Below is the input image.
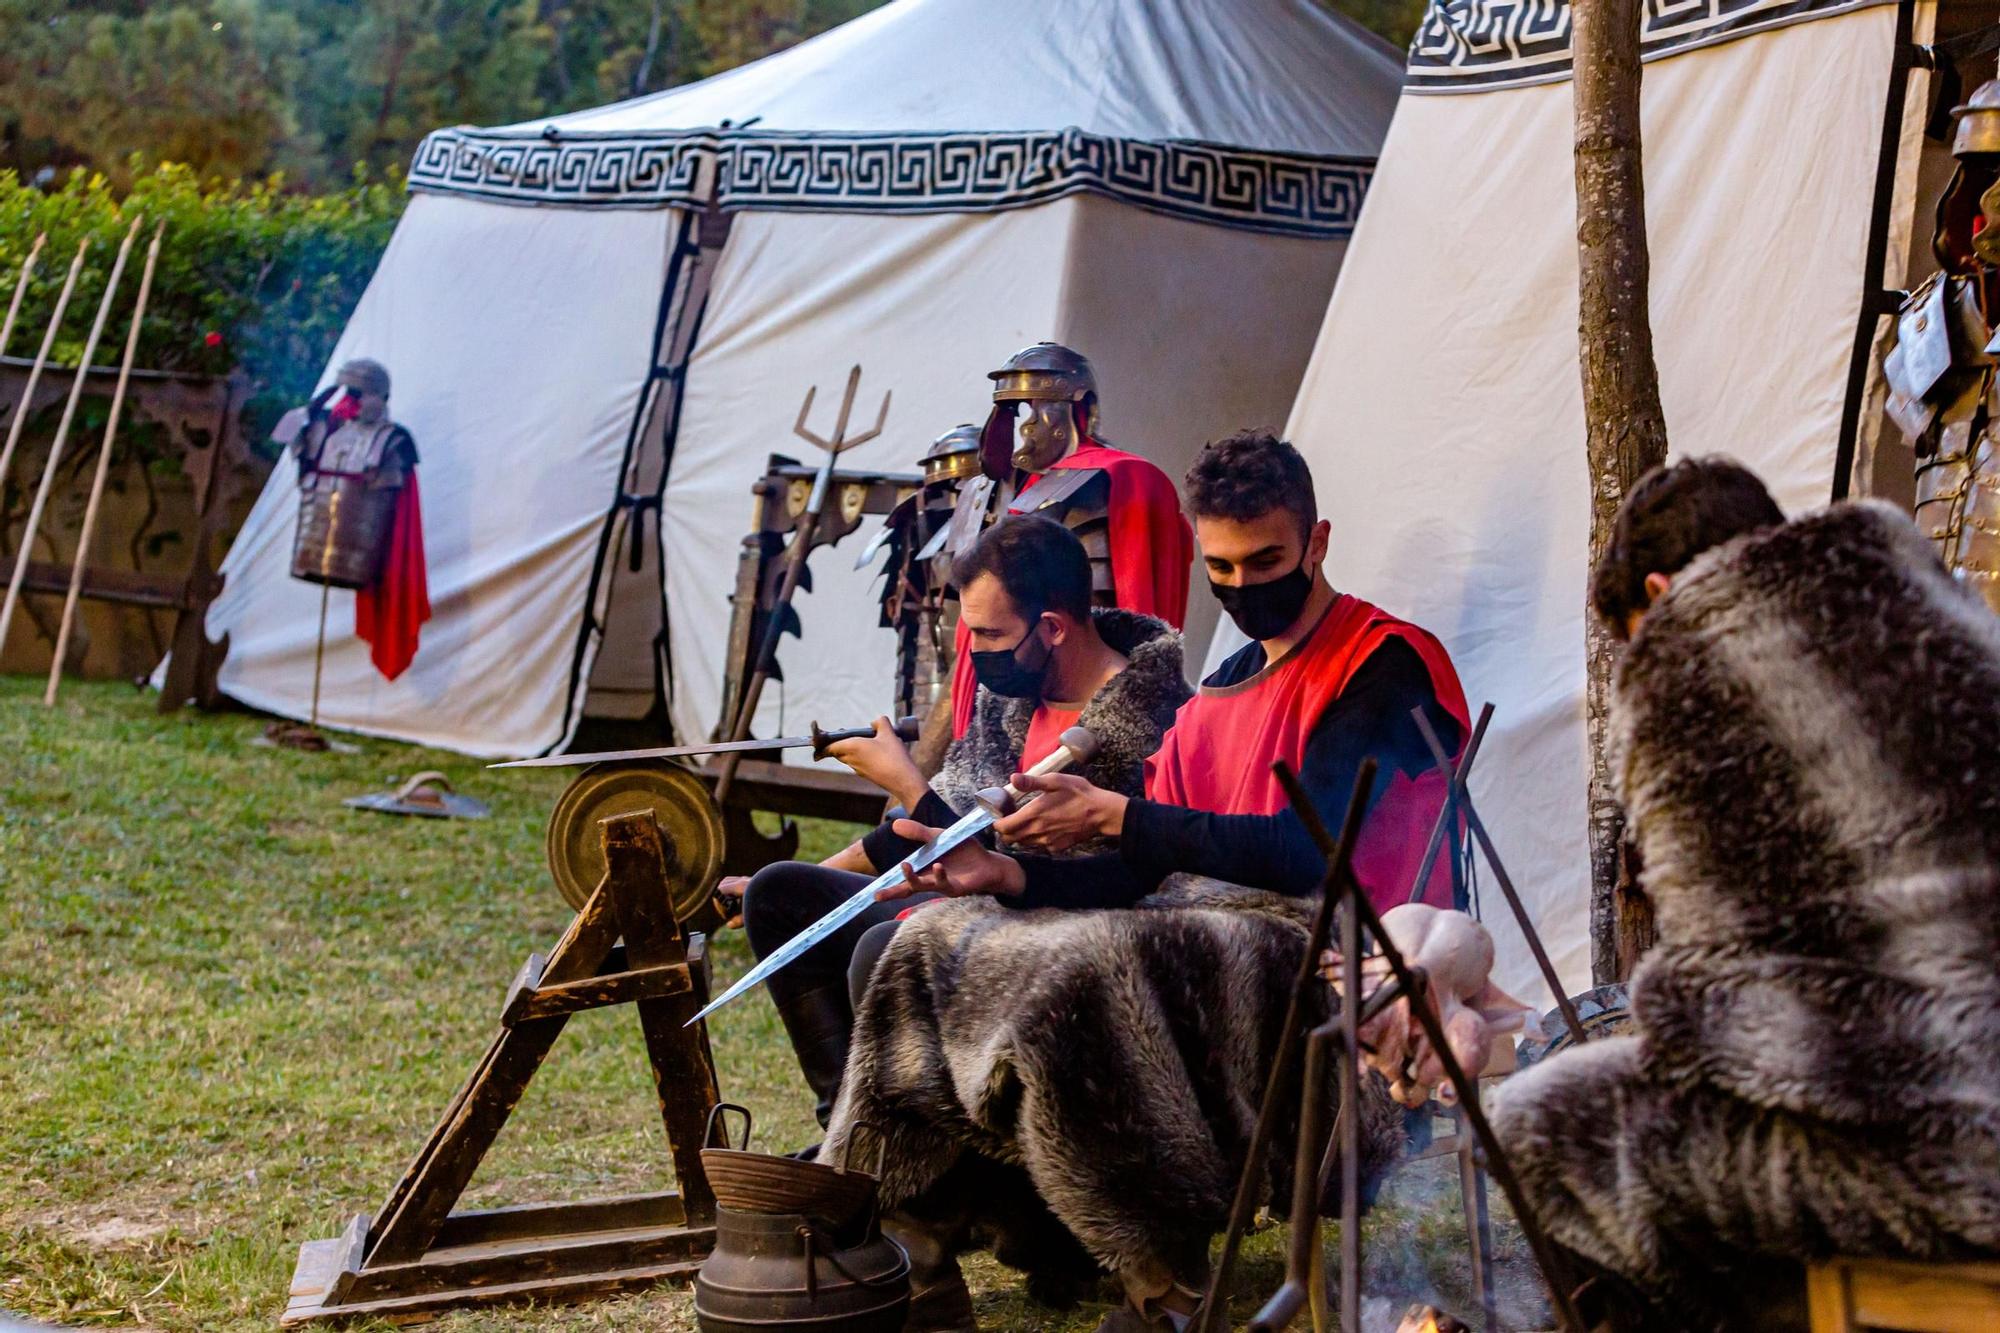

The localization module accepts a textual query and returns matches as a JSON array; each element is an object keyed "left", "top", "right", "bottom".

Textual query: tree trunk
[{"left": 1574, "top": 0, "right": 1669, "bottom": 984}]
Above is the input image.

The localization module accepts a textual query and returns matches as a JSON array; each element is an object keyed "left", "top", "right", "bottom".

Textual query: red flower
[{"left": 203, "top": 331, "right": 224, "bottom": 348}]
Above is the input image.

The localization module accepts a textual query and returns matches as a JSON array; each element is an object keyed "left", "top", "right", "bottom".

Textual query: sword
[
  {"left": 489, "top": 715, "right": 920, "bottom": 770},
  {"left": 686, "top": 725, "right": 1101, "bottom": 1026}
]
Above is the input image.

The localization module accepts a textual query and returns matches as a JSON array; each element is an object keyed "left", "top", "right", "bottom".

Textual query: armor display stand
[
  {"left": 308, "top": 584, "right": 330, "bottom": 731},
  {"left": 282, "top": 810, "right": 722, "bottom": 1325}
]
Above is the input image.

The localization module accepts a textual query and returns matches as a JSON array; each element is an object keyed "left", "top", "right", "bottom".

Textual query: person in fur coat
[
  {"left": 729, "top": 516, "right": 1192, "bottom": 1140},
  {"left": 1490, "top": 457, "right": 2000, "bottom": 1330}
]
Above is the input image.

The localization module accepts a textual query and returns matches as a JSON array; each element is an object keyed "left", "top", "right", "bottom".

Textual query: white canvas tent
[
  {"left": 192, "top": 0, "right": 1403, "bottom": 757},
  {"left": 1249, "top": 0, "right": 1914, "bottom": 1007}
]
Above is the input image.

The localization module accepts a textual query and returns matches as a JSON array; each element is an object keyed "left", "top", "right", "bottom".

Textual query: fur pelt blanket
[
  {"left": 1491, "top": 502, "right": 2000, "bottom": 1327},
  {"left": 821, "top": 878, "right": 1405, "bottom": 1291},
  {"left": 931, "top": 608, "right": 1190, "bottom": 857}
]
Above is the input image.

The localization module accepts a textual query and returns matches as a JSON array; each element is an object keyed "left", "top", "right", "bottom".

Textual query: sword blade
[
  {"left": 686, "top": 805, "right": 997, "bottom": 1026},
  {"left": 488, "top": 734, "right": 815, "bottom": 769}
]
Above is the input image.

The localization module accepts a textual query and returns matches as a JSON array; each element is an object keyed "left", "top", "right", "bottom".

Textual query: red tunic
[
  {"left": 1144, "top": 594, "right": 1470, "bottom": 911},
  {"left": 949, "top": 440, "right": 1193, "bottom": 736}
]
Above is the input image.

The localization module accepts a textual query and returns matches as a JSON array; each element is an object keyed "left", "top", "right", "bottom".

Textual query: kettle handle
[
  {"left": 704, "top": 1101, "right": 752, "bottom": 1152},
  {"left": 833, "top": 1119, "right": 886, "bottom": 1178}
]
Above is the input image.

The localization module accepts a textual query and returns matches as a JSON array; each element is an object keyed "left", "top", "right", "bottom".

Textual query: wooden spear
[
  {"left": 0, "top": 217, "right": 142, "bottom": 660},
  {"left": 0, "top": 232, "right": 47, "bottom": 360},
  {"left": 0, "top": 237, "right": 89, "bottom": 499},
  {"left": 45, "top": 224, "right": 163, "bottom": 705}
]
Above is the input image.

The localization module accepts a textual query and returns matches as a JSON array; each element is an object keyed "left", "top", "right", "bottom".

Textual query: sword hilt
[
  {"left": 975, "top": 725, "right": 1100, "bottom": 817},
  {"left": 810, "top": 714, "right": 921, "bottom": 760}
]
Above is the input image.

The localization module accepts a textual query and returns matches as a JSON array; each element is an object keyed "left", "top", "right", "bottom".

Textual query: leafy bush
[{"left": 0, "top": 162, "right": 404, "bottom": 441}]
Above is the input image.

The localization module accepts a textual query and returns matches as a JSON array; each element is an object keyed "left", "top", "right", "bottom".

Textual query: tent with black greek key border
[
  {"left": 1241, "top": 0, "right": 1913, "bottom": 1009},
  {"left": 180, "top": 0, "right": 1402, "bottom": 758}
]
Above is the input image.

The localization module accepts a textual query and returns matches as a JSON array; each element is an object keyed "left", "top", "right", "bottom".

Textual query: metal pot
[{"left": 693, "top": 1104, "right": 910, "bottom": 1333}]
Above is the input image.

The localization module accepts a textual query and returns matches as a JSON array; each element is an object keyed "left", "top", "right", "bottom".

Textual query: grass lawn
[{"left": 0, "top": 678, "right": 1528, "bottom": 1332}]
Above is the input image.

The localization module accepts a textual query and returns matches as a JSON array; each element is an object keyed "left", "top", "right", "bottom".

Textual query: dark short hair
[
  {"left": 954, "top": 515, "right": 1092, "bottom": 621},
  {"left": 1591, "top": 456, "right": 1784, "bottom": 635},
  {"left": 1184, "top": 431, "right": 1316, "bottom": 539}
]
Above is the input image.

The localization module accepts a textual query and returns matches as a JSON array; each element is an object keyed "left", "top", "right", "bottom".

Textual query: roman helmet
[{"left": 979, "top": 342, "right": 1098, "bottom": 476}]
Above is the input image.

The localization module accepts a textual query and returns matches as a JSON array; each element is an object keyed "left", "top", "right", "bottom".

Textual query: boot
[
  {"left": 772, "top": 982, "right": 851, "bottom": 1129},
  {"left": 883, "top": 1208, "right": 978, "bottom": 1333}
]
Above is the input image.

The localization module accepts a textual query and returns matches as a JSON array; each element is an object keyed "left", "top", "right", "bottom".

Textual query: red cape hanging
[
  {"left": 354, "top": 470, "right": 431, "bottom": 681},
  {"left": 949, "top": 440, "right": 1193, "bottom": 737}
]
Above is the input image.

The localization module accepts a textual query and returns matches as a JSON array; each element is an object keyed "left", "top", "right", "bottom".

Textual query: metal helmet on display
[
  {"left": 921, "top": 422, "right": 984, "bottom": 486},
  {"left": 1955, "top": 79, "right": 2000, "bottom": 160},
  {"left": 980, "top": 342, "right": 1099, "bottom": 475},
  {"left": 335, "top": 357, "right": 392, "bottom": 399}
]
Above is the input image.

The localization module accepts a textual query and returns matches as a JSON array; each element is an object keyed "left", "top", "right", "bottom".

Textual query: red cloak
[
  {"left": 1144, "top": 594, "right": 1470, "bottom": 912},
  {"left": 354, "top": 471, "right": 431, "bottom": 681},
  {"left": 949, "top": 440, "right": 1193, "bottom": 736}
]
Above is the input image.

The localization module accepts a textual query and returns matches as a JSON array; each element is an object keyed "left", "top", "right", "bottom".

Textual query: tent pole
[{"left": 1831, "top": 0, "right": 1920, "bottom": 501}]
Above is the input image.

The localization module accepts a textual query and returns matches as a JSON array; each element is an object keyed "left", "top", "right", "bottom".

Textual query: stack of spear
[{"left": 0, "top": 215, "right": 167, "bottom": 703}]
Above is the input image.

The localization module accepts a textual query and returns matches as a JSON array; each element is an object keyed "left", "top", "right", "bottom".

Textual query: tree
[{"left": 1573, "top": 0, "right": 1668, "bottom": 982}]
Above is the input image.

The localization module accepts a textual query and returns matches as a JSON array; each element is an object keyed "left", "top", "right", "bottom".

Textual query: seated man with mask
[
  {"left": 820, "top": 433, "right": 1469, "bottom": 1333},
  {"left": 732, "top": 515, "right": 1189, "bottom": 1133},
  {"left": 894, "top": 429, "right": 1471, "bottom": 911}
]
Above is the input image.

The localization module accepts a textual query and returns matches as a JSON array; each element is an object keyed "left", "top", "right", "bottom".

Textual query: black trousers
[{"left": 740, "top": 861, "right": 935, "bottom": 1011}]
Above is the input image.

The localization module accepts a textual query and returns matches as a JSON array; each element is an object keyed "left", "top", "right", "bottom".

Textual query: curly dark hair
[
  {"left": 1591, "top": 455, "right": 1784, "bottom": 637},
  {"left": 1183, "top": 430, "right": 1316, "bottom": 538},
  {"left": 953, "top": 514, "right": 1093, "bottom": 621}
]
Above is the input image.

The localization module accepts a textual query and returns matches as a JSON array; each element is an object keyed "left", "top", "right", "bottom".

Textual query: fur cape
[
  {"left": 821, "top": 879, "right": 1405, "bottom": 1292},
  {"left": 1491, "top": 502, "right": 2000, "bottom": 1327},
  {"left": 931, "top": 608, "right": 1190, "bottom": 857}
]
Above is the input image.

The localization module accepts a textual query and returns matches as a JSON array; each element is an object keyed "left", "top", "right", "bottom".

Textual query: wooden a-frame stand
[{"left": 283, "top": 810, "right": 722, "bottom": 1325}]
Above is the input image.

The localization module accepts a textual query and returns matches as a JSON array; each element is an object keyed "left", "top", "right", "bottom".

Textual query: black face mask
[
  {"left": 1212, "top": 558, "right": 1314, "bottom": 641},
  {"left": 970, "top": 624, "right": 1051, "bottom": 699}
]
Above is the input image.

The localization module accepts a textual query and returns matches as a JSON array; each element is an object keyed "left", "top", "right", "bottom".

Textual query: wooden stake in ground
[
  {"left": 1573, "top": 0, "right": 1668, "bottom": 983},
  {"left": 0, "top": 237, "right": 89, "bottom": 499},
  {"left": 0, "top": 232, "right": 47, "bottom": 360},
  {"left": 45, "top": 224, "right": 163, "bottom": 706},
  {"left": 0, "top": 218, "right": 142, "bottom": 661}
]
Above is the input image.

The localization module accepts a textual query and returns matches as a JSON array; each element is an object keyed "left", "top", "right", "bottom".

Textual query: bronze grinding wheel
[{"left": 545, "top": 761, "right": 725, "bottom": 927}]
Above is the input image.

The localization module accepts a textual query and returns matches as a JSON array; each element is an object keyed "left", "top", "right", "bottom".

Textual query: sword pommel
[{"left": 976, "top": 725, "right": 1100, "bottom": 817}]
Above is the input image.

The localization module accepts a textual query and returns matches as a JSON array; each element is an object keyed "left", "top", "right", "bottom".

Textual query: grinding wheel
[{"left": 545, "top": 761, "right": 725, "bottom": 927}]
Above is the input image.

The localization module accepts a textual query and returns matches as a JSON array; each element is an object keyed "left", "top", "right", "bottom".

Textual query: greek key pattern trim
[
  {"left": 407, "top": 127, "right": 1371, "bottom": 237},
  {"left": 1406, "top": 0, "right": 1893, "bottom": 92}
]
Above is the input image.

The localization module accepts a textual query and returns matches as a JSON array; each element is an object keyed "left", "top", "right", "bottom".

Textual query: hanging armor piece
[
  {"left": 1884, "top": 80, "right": 2000, "bottom": 611},
  {"left": 288, "top": 358, "right": 418, "bottom": 589}
]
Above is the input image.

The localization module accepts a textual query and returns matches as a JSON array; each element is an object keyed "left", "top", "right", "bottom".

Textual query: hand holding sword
[{"left": 686, "top": 725, "right": 1100, "bottom": 1026}]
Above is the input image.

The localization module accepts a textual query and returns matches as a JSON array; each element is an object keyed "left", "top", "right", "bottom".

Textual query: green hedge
[{"left": 0, "top": 162, "right": 404, "bottom": 442}]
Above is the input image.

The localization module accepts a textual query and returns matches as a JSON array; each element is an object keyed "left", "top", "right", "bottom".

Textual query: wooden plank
[
  {"left": 503, "top": 961, "right": 692, "bottom": 1025},
  {"left": 318, "top": 1211, "right": 372, "bottom": 1310},
  {"left": 364, "top": 1016, "right": 570, "bottom": 1266},
  {"left": 498, "top": 951, "right": 546, "bottom": 1025},
  {"left": 18, "top": 559, "right": 191, "bottom": 609},
  {"left": 601, "top": 812, "right": 685, "bottom": 966},
  {"left": 696, "top": 756, "right": 888, "bottom": 824},
  {"left": 1845, "top": 1257, "right": 2000, "bottom": 1331},
  {"left": 281, "top": 1252, "right": 707, "bottom": 1326},
  {"left": 346, "top": 1221, "right": 713, "bottom": 1302},
  {"left": 1807, "top": 1261, "right": 1854, "bottom": 1333},
  {"left": 430, "top": 1190, "right": 687, "bottom": 1249}
]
